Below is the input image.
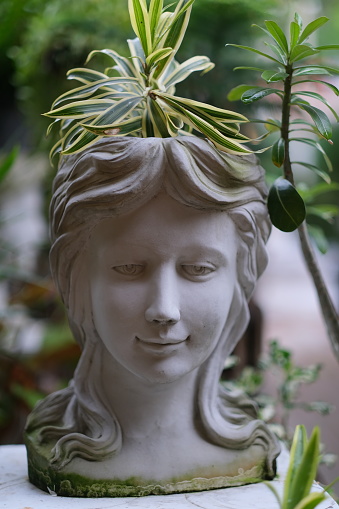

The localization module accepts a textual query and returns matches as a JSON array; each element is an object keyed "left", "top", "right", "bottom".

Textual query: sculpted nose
[{"left": 145, "top": 270, "right": 180, "bottom": 325}]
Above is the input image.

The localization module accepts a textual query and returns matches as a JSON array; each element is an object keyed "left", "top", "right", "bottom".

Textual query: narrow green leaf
[
  {"left": 49, "top": 139, "right": 63, "bottom": 165},
  {"left": 288, "top": 427, "right": 321, "bottom": 507},
  {"left": 293, "top": 80, "right": 339, "bottom": 96},
  {"left": 0, "top": 146, "right": 19, "bottom": 183},
  {"left": 225, "top": 44, "right": 282, "bottom": 64},
  {"left": 316, "top": 44, "right": 339, "bottom": 51},
  {"left": 293, "top": 491, "right": 326, "bottom": 509},
  {"left": 146, "top": 47, "right": 173, "bottom": 67},
  {"left": 293, "top": 65, "right": 339, "bottom": 76},
  {"left": 149, "top": 0, "right": 163, "bottom": 42},
  {"left": 307, "top": 224, "right": 329, "bottom": 254},
  {"left": 241, "top": 87, "right": 282, "bottom": 103},
  {"left": 162, "top": 56, "right": 214, "bottom": 88},
  {"left": 127, "top": 37, "right": 146, "bottom": 74},
  {"left": 293, "top": 162, "right": 331, "bottom": 184},
  {"left": 297, "top": 104, "right": 332, "bottom": 140},
  {"left": 233, "top": 66, "right": 266, "bottom": 72},
  {"left": 290, "top": 138, "right": 332, "bottom": 172},
  {"left": 44, "top": 99, "right": 115, "bottom": 119},
  {"left": 292, "top": 91, "right": 339, "bottom": 121},
  {"left": 290, "top": 44, "right": 319, "bottom": 63},
  {"left": 83, "top": 96, "right": 143, "bottom": 128},
  {"left": 157, "top": 92, "right": 248, "bottom": 121},
  {"left": 299, "top": 182, "right": 339, "bottom": 202},
  {"left": 283, "top": 425, "right": 307, "bottom": 507},
  {"left": 307, "top": 204, "right": 339, "bottom": 221},
  {"left": 62, "top": 130, "right": 101, "bottom": 155},
  {"left": 272, "top": 138, "right": 285, "bottom": 167},
  {"left": 264, "top": 41, "right": 287, "bottom": 64},
  {"left": 299, "top": 17, "right": 329, "bottom": 44},
  {"left": 268, "top": 178, "right": 306, "bottom": 232},
  {"left": 142, "top": 108, "right": 155, "bottom": 137},
  {"left": 53, "top": 77, "right": 142, "bottom": 107},
  {"left": 80, "top": 116, "right": 142, "bottom": 136},
  {"left": 227, "top": 85, "right": 256, "bottom": 101},
  {"left": 86, "top": 49, "right": 139, "bottom": 78},
  {"left": 264, "top": 20, "right": 289, "bottom": 54},
  {"left": 290, "top": 21, "right": 301, "bottom": 51},
  {"left": 128, "top": 0, "right": 152, "bottom": 55},
  {"left": 148, "top": 97, "right": 170, "bottom": 137},
  {"left": 154, "top": 0, "right": 194, "bottom": 78},
  {"left": 263, "top": 481, "right": 282, "bottom": 506},
  {"left": 261, "top": 70, "right": 288, "bottom": 83},
  {"left": 67, "top": 68, "right": 108, "bottom": 84}
]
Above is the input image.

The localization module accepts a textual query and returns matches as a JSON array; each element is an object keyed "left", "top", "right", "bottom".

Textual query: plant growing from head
[
  {"left": 45, "top": 0, "right": 253, "bottom": 160},
  {"left": 227, "top": 14, "right": 339, "bottom": 362}
]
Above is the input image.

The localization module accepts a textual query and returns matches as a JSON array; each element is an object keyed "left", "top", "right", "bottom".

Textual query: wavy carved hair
[{"left": 26, "top": 136, "right": 280, "bottom": 474}]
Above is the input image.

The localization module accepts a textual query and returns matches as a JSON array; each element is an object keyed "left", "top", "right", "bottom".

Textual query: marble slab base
[{"left": 0, "top": 445, "right": 337, "bottom": 509}]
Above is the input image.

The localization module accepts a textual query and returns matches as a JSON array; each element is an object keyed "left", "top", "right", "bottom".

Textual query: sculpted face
[{"left": 88, "top": 193, "right": 238, "bottom": 384}]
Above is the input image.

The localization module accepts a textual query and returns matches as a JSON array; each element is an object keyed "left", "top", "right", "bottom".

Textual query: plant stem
[{"left": 281, "top": 63, "right": 339, "bottom": 362}]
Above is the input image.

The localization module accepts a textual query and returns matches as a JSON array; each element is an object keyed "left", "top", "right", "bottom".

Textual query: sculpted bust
[{"left": 25, "top": 136, "right": 280, "bottom": 497}]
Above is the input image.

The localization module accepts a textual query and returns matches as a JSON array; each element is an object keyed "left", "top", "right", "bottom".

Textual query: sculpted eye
[
  {"left": 112, "top": 264, "right": 144, "bottom": 276},
  {"left": 181, "top": 265, "right": 215, "bottom": 277}
]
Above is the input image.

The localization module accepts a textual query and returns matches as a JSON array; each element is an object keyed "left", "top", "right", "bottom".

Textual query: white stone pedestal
[{"left": 1, "top": 445, "right": 337, "bottom": 509}]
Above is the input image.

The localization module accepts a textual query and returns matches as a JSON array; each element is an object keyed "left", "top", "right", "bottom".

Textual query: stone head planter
[{"left": 24, "top": 135, "right": 280, "bottom": 497}]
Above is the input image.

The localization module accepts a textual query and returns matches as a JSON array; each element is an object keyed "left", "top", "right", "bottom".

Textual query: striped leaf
[
  {"left": 82, "top": 96, "right": 144, "bottom": 129},
  {"left": 153, "top": 0, "right": 194, "bottom": 78},
  {"left": 80, "top": 116, "right": 142, "bottom": 136},
  {"left": 146, "top": 47, "right": 174, "bottom": 67},
  {"left": 149, "top": 0, "right": 163, "bottom": 42},
  {"left": 62, "top": 130, "right": 101, "bottom": 155},
  {"left": 142, "top": 108, "right": 155, "bottom": 137},
  {"left": 148, "top": 98, "right": 170, "bottom": 137},
  {"left": 44, "top": 99, "right": 116, "bottom": 119},
  {"left": 86, "top": 49, "right": 139, "bottom": 78},
  {"left": 128, "top": 0, "right": 152, "bottom": 56},
  {"left": 67, "top": 68, "right": 108, "bottom": 84},
  {"left": 53, "top": 78, "right": 143, "bottom": 107},
  {"left": 127, "top": 37, "right": 145, "bottom": 74},
  {"left": 162, "top": 56, "right": 214, "bottom": 88},
  {"left": 157, "top": 92, "right": 248, "bottom": 121}
]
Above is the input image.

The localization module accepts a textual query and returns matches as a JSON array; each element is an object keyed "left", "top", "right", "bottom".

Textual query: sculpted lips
[{"left": 136, "top": 336, "right": 189, "bottom": 353}]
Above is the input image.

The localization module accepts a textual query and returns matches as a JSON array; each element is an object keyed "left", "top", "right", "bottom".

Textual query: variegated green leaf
[
  {"left": 142, "top": 108, "right": 155, "bottom": 137},
  {"left": 148, "top": 98, "right": 170, "bottom": 137},
  {"left": 127, "top": 37, "right": 145, "bottom": 74},
  {"left": 153, "top": 0, "right": 193, "bottom": 78},
  {"left": 44, "top": 99, "right": 116, "bottom": 119},
  {"left": 162, "top": 56, "right": 214, "bottom": 88},
  {"left": 149, "top": 0, "right": 163, "bottom": 42},
  {"left": 82, "top": 96, "right": 144, "bottom": 129},
  {"left": 67, "top": 68, "right": 108, "bottom": 84},
  {"left": 86, "top": 49, "right": 139, "bottom": 79},
  {"left": 53, "top": 78, "right": 143, "bottom": 107},
  {"left": 80, "top": 116, "right": 142, "bottom": 136},
  {"left": 146, "top": 47, "right": 173, "bottom": 67},
  {"left": 62, "top": 129, "right": 101, "bottom": 155},
  {"left": 157, "top": 92, "right": 248, "bottom": 121},
  {"left": 128, "top": 0, "right": 152, "bottom": 55},
  {"left": 293, "top": 492, "right": 326, "bottom": 509}
]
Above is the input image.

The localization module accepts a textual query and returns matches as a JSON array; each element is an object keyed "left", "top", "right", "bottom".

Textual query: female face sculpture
[{"left": 25, "top": 136, "right": 280, "bottom": 497}]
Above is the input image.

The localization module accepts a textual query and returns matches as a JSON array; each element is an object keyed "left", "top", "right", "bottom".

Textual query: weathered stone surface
[{"left": 1, "top": 445, "right": 337, "bottom": 508}]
